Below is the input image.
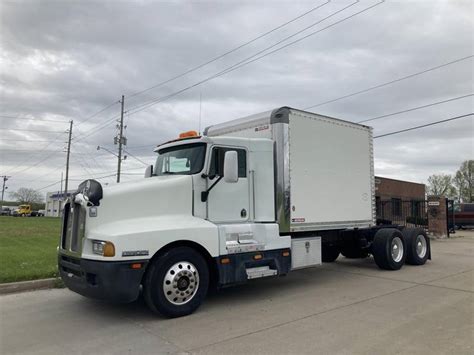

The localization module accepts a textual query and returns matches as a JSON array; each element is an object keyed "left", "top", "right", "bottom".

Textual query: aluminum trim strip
[
  {"left": 290, "top": 220, "right": 373, "bottom": 232},
  {"left": 272, "top": 122, "right": 291, "bottom": 233}
]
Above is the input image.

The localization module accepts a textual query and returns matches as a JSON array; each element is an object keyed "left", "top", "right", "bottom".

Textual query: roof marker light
[{"left": 179, "top": 130, "right": 198, "bottom": 139}]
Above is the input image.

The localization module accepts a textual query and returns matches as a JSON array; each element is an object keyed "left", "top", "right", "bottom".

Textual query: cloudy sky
[{"left": 1, "top": 0, "right": 473, "bottom": 197}]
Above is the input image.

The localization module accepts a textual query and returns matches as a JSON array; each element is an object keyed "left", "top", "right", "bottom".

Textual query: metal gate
[
  {"left": 376, "top": 199, "right": 428, "bottom": 229},
  {"left": 447, "top": 199, "right": 455, "bottom": 235}
]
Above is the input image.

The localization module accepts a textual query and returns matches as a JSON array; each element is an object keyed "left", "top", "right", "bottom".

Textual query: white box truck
[{"left": 59, "top": 107, "right": 431, "bottom": 317}]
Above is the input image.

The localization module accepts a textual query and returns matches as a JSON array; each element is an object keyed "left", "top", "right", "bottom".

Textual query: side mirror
[
  {"left": 144, "top": 165, "right": 153, "bottom": 178},
  {"left": 223, "top": 151, "right": 239, "bottom": 183}
]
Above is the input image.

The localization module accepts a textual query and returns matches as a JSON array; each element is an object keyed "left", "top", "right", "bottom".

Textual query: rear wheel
[
  {"left": 321, "top": 245, "right": 340, "bottom": 262},
  {"left": 403, "top": 227, "right": 430, "bottom": 265},
  {"left": 144, "top": 247, "right": 209, "bottom": 318},
  {"left": 372, "top": 228, "right": 406, "bottom": 270}
]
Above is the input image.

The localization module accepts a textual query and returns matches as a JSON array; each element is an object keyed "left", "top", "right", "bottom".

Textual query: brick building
[{"left": 375, "top": 176, "right": 426, "bottom": 224}]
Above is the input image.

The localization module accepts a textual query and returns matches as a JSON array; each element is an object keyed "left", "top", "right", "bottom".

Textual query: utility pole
[
  {"left": 1, "top": 175, "right": 10, "bottom": 206},
  {"left": 64, "top": 120, "right": 73, "bottom": 199},
  {"left": 58, "top": 171, "right": 64, "bottom": 215},
  {"left": 115, "top": 95, "right": 126, "bottom": 183}
]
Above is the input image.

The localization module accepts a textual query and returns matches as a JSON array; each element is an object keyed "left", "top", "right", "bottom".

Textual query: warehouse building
[{"left": 45, "top": 190, "right": 74, "bottom": 217}]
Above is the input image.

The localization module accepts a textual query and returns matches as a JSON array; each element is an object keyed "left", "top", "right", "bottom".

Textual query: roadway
[{"left": 1, "top": 232, "right": 473, "bottom": 354}]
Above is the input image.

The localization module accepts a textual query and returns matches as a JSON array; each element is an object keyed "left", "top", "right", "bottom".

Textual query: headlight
[{"left": 92, "top": 240, "right": 115, "bottom": 257}]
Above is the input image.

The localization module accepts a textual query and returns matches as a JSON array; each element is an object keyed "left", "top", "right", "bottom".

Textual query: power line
[
  {"left": 123, "top": 149, "right": 149, "bottom": 166},
  {"left": 5, "top": 148, "right": 65, "bottom": 176},
  {"left": 70, "top": 2, "right": 334, "bottom": 141},
  {"left": 374, "top": 113, "right": 473, "bottom": 139},
  {"left": 0, "top": 127, "right": 67, "bottom": 133},
  {"left": 3, "top": 131, "right": 67, "bottom": 175},
  {"left": 69, "top": 1, "right": 381, "bottom": 143},
  {"left": 72, "top": 112, "right": 119, "bottom": 143},
  {"left": 1, "top": 138, "right": 62, "bottom": 143},
  {"left": 37, "top": 172, "right": 120, "bottom": 191},
  {"left": 304, "top": 55, "right": 474, "bottom": 110},
  {"left": 0, "top": 149, "right": 104, "bottom": 155},
  {"left": 358, "top": 93, "right": 474, "bottom": 123},
  {"left": 75, "top": 100, "right": 120, "bottom": 127},
  {"left": 0, "top": 115, "right": 69, "bottom": 123},
  {"left": 37, "top": 180, "right": 64, "bottom": 191},
  {"left": 71, "top": 3, "right": 340, "bottom": 140},
  {"left": 66, "top": 100, "right": 121, "bottom": 145},
  {"left": 0, "top": 149, "right": 67, "bottom": 153},
  {"left": 213, "top": 1, "right": 361, "bottom": 81},
  {"left": 126, "top": 1, "right": 331, "bottom": 100},
  {"left": 126, "top": 1, "right": 381, "bottom": 116}
]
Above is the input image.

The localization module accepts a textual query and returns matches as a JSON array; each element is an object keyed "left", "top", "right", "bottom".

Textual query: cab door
[{"left": 206, "top": 146, "right": 250, "bottom": 223}]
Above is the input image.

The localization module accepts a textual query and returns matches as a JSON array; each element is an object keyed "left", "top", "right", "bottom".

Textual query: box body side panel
[
  {"left": 288, "top": 111, "right": 373, "bottom": 231},
  {"left": 205, "top": 107, "right": 374, "bottom": 233}
]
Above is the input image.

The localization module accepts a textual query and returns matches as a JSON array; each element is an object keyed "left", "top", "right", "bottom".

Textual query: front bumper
[{"left": 58, "top": 254, "right": 148, "bottom": 303}]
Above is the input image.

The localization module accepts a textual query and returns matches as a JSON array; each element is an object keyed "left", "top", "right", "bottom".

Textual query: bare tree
[
  {"left": 454, "top": 160, "right": 473, "bottom": 202},
  {"left": 452, "top": 170, "right": 465, "bottom": 203},
  {"left": 427, "top": 174, "right": 455, "bottom": 198},
  {"left": 10, "top": 187, "right": 44, "bottom": 204}
]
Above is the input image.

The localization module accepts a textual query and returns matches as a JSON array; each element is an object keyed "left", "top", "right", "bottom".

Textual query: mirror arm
[{"left": 201, "top": 176, "right": 223, "bottom": 202}]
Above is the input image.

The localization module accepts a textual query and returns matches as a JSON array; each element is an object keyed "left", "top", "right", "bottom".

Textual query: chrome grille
[{"left": 61, "top": 202, "right": 85, "bottom": 253}]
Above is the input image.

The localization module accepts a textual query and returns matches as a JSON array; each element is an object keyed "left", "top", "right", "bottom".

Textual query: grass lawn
[{"left": 0, "top": 216, "right": 61, "bottom": 283}]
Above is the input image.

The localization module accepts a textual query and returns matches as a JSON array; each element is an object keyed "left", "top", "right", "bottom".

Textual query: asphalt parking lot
[{"left": 1, "top": 232, "right": 473, "bottom": 355}]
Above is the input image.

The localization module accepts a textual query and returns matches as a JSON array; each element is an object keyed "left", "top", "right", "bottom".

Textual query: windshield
[{"left": 155, "top": 143, "right": 206, "bottom": 176}]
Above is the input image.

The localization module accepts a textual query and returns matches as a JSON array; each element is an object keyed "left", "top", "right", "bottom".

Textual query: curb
[{"left": 0, "top": 278, "right": 62, "bottom": 295}]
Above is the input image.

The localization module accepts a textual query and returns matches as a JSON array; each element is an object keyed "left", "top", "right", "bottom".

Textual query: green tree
[{"left": 427, "top": 174, "right": 455, "bottom": 198}]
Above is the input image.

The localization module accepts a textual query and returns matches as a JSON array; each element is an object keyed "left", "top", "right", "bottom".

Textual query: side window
[{"left": 209, "top": 147, "right": 247, "bottom": 178}]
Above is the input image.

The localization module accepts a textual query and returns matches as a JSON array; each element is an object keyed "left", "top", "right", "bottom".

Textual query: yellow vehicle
[{"left": 17, "top": 204, "right": 31, "bottom": 217}]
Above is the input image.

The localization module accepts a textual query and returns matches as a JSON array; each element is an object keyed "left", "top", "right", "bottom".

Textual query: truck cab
[
  {"left": 17, "top": 205, "right": 31, "bottom": 217},
  {"left": 59, "top": 107, "right": 431, "bottom": 318},
  {"left": 59, "top": 132, "right": 289, "bottom": 317}
]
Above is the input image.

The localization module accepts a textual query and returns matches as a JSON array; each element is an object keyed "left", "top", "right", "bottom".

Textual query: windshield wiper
[{"left": 161, "top": 171, "right": 177, "bottom": 175}]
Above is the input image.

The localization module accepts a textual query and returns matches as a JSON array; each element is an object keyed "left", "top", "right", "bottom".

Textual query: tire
[
  {"left": 372, "top": 228, "right": 406, "bottom": 270},
  {"left": 321, "top": 244, "right": 340, "bottom": 262},
  {"left": 144, "top": 247, "right": 209, "bottom": 318},
  {"left": 341, "top": 248, "right": 369, "bottom": 259},
  {"left": 402, "top": 227, "right": 430, "bottom": 265},
  {"left": 21, "top": 214, "right": 25, "bottom": 217}
]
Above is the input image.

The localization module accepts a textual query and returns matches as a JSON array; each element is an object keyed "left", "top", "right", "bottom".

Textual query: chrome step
[{"left": 246, "top": 266, "right": 277, "bottom": 279}]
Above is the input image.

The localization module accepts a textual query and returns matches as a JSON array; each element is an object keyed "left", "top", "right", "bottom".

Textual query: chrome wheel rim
[
  {"left": 415, "top": 235, "right": 427, "bottom": 258},
  {"left": 391, "top": 237, "right": 404, "bottom": 263},
  {"left": 163, "top": 261, "right": 199, "bottom": 305}
]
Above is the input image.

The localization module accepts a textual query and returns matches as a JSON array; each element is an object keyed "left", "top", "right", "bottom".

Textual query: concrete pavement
[{"left": 1, "top": 232, "right": 473, "bottom": 354}]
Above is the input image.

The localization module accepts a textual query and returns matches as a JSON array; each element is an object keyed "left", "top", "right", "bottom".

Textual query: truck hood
[{"left": 84, "top": 175, "right": 193, "bottom": 228}]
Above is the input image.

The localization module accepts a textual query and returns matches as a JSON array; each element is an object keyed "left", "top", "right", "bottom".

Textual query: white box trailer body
[{"left": 205, "top": 107, "right": 375, "bottom": 233}]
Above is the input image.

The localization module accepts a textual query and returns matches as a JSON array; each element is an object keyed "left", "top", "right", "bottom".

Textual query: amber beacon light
[{"left": 179, "top": 130, "right": 199, "bottom": 139}]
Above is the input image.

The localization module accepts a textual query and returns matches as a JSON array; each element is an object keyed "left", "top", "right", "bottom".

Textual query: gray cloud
[{"left": 1, "top": 0, "right": 473, "bottom": 195}]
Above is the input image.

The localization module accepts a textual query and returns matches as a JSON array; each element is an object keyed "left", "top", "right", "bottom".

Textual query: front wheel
[
  {"left": 372, "top": 228, "right": 406, "bottom": 270},
  {"left": 144, "top": 247, "right": 209, "bottom": 318}
]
